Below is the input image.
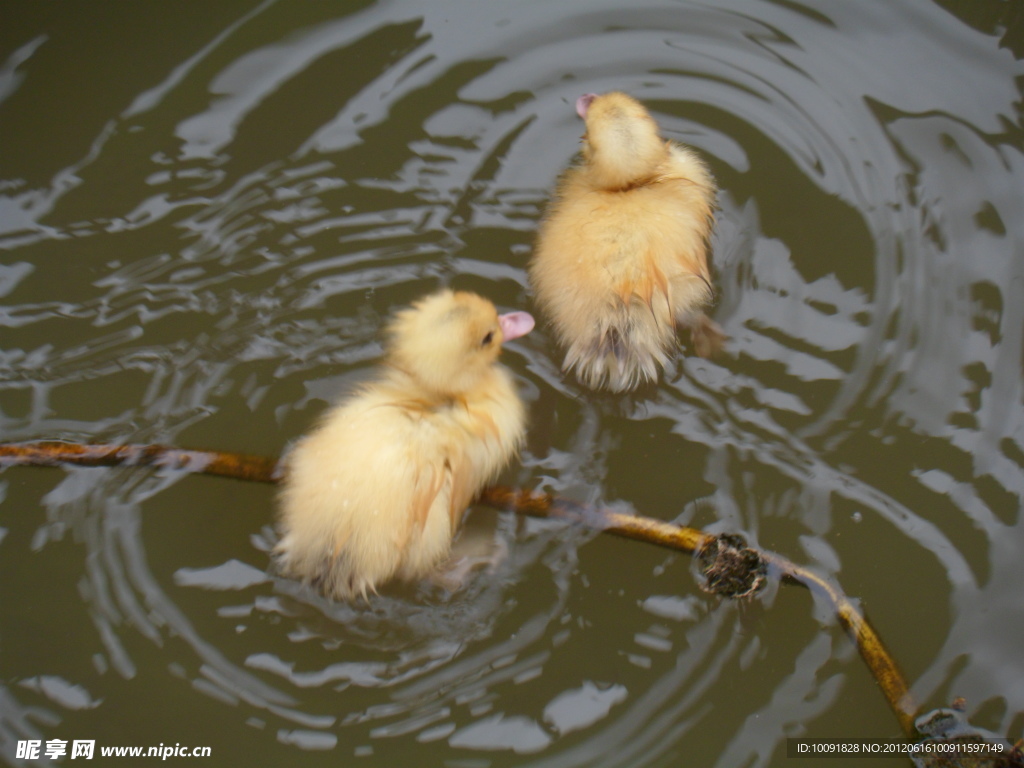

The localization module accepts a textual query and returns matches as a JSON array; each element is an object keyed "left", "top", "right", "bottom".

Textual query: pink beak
[
  {"left": 576, "top": 93, "right": 596, "bottom": 119},
  {"left": 498, "top": 311, "right": 535, "bottom": 342}
]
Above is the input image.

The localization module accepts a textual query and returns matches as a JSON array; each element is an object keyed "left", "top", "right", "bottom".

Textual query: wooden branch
[
  {"left": 0, "top": 440, "right": 914, "bottom": 734},
  {"left": 0, "top": 441, "right": 280, "bottom": 483},
  {"left": 479, "top": 482, "right": 915, "bottom": 735}
]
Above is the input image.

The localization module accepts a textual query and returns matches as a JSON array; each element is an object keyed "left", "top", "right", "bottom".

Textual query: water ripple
[{"left": 1, "top": 0, "right": 1023, "bottom": 764}]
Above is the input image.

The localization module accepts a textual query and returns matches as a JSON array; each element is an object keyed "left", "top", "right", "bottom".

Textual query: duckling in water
[
  {"left": 275, "top": 290, "right": 534, "bottom": 600},
  {"left": 529, "top": 91, "right": 724, "bottom": 392}
]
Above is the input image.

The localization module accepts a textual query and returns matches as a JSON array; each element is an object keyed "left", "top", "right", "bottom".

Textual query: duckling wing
[{"left": 276, "top": 398, "right": 457, "bottom": 599}]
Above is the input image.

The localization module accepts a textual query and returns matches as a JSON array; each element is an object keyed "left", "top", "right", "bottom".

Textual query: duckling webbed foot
[
  {"left": 688, "top": 314, "right": 727, "bottom": 358},
  {"left": 430, "top": 534, "right": 509, "bottom": 594}
]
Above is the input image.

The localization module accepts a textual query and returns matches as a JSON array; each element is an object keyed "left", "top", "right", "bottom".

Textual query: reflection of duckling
[
  {"left": 530, "top": 91, "right": 723, "bottom": 392},
  {"left": 275, "top": 290, "right": 534, "bottom": 600}
]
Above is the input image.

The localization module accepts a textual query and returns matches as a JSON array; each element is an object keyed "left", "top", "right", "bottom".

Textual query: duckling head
[
  {"left": 577, "top": 91, "right": 667, "bottom": 191},
  {"left": 386, "top": 290, "right": 534, "bottom": 398}
]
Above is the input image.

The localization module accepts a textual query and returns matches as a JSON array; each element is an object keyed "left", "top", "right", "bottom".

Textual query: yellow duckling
[
  {"left": 275, "top": 290, "right": 534, "bottom": 600},
  {"left": 530, "top": 91, "right": 723, "bottom": 392}
]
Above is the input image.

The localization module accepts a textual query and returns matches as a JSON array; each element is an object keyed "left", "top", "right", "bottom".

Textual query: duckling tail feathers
[{"left": 563, "top": 316, "right": 670, "bottom": 392}]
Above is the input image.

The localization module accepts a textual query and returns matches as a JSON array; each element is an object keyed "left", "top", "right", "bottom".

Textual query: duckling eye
[{"left": 481, "top": 331, "right": 495, "bottom": 347}]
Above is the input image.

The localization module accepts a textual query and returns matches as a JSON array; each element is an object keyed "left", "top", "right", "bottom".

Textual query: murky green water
[{"left": 2, "top": 2, "right": 1023, "bottom": 766}]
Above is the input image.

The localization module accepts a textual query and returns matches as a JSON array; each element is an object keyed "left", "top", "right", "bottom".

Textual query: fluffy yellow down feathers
[
  {"left": 276, "top": 92, "right": 725, "bottom": 600},
  {"left": 275, "top": 291, "right": 534, "bottom": 600},
  {"left": 530, "top": 91, "right": 723, "bottom": 391}
]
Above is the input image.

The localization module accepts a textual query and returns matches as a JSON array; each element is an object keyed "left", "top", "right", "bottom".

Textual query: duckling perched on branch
[{"left": 275, "top": 290, "right": 534, "bottom": 600}]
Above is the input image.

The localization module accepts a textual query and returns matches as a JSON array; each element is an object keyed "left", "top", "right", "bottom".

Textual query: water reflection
[{"left": 1, "top": 0, "right": 1023, "bottom": 765}]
